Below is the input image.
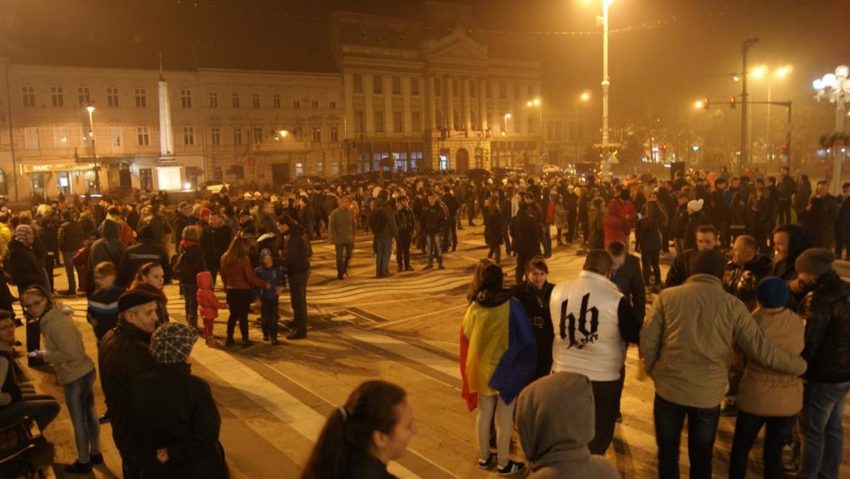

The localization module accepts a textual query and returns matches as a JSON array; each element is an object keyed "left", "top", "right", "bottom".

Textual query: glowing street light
[
  {"left": 579, "top": 91, "right": 591, "bottom": 102},
  {"left": 813, "top": 64, "right": 850, "bottom": 193},
  {"left": 84, "top": 104, "right": 100, "bottom": 191},
  {"left": 694, "top": 99, "right": 706, "bottom": 110},
  {"left": 752, "top": 65, "right": 768, "bottom": 79}
]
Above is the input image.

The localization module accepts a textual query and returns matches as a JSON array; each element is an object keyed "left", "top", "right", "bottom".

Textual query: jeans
[
  {"left": 181, "top": 282, "right": 198, "bottom": 327},
  {"left": 62, "top": 251, "right": 77, "bottom": 292},
  {"left": 426, "top": 233, "right": 442, "bottom": 267},
  {"left": 396, "top": 232, "right": 411, "bottom": 269},
  {"left": 63, "top": 369, "right": 101, "bottom": 464},
  {"left": 225, "top": 289, "right": 252, "bottom": 342},
  {"left": 477, "top": 394, "right": 514, "bottom": 469},
  {"left": 798, "top": 380, "right": 850, "bottom": 479},
  {"left": 334, "top": 243, "right": 353, "bottom": 279},
  {"left": 641, "top": 249, "right": 662, "bottom": 287},
  {"left": 288, "top": 269, "right": 309, "bottom": 334},
  {"left": 374, "top": 238, "right": 393, "bottom": 277},
  {"left": 654, "top": 394, "right": 720, "bottom": 479},
  {"left": 589, "top": 379, "right": 621, "bottom": 455},
  {"left": 260, "top": 297, "right": 279, "bottom": 340},
  {"left": 447, "top": 217, "right": 458, "bottom": 251},
  {"left": 728, "top": 410, "right": 794, "bottom": 479}
]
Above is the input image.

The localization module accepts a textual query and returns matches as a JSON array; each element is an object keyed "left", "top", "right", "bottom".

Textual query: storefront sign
[{"left": 23, "top": 162, "right": 96, "bottom": 174}]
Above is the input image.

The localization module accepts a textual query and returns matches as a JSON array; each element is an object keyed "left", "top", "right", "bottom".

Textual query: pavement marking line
[
  {"left": 234, "top": 354, "right": 460, "bottom": 479},
  {"left": 342, "top": 329, "right": 462, "bottom": 381},
  {"left": 192, "top": 342, "right": 428, "bottom": 479},
  {"left": 367, "top": 303, "right": 469, "bottom": 330}
]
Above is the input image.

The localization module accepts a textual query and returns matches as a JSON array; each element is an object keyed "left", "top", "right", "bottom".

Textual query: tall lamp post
[
  {"left": 813, "top": 65, "right": 850, "bottom": 194},
  {"left": 752, "top": 64, "right": 792, "bottom": 168},
  {"left": 583, "top": 0, "right": 614, "bottom": 169},
  {"left": 85, "top": 104, "right": 100, "bottom": 192}
]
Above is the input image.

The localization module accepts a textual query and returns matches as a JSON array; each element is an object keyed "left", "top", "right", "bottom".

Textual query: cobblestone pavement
[{"left": 9, "top": 224, "right": 849, "bottom": 478}]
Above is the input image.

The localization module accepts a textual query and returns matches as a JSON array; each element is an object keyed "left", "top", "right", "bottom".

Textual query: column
[
  {"left": 479, "top": 79, "right": 488, "bottom": 132},
  {"left": 384, "top": 74, "right": 393, "bottom": 137},
  {"left": 445, "top": 76, "right": 454, "bottom": 130},
  {"left": 343, "top": 73, "right": 354, "bottom": 140},
  {"left": 364, "top": 75, "right": 374, "bottom": 135},
  {"left": 403, "top": 77, "right": 412, "bottom": 135},
  {"left": 427, "top": 76, "right": 436, "bottom": 130},
  {"left": 462, "top": 78, "right": 471, "bottom": 132}
]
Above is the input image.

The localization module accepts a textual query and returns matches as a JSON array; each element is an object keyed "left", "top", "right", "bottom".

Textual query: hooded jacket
[
  {"left": 459, "top": 289, "right": 536, "bottom": 410},
  {"left": 798, "top": 270, "right": 850, "bottom": 383},
  {"left": 40, "top": 304, "right": 95, "bottom": 385},
  {"left": 768, "top": 224, "right": 813, "bottom": 281},
  {"left": 197, "top": 272, "right": 227, "bottom": 321},
  {"left": 5, "top": 239, "right": 47, "bottom": 291},
  {"left": 517, "top": 373, "right": 620, "bottom": 479}
]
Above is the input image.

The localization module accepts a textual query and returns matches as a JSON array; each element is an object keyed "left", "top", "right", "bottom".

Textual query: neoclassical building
[{"left": 0, "top": 2, "right": 548, "bottom": 201}]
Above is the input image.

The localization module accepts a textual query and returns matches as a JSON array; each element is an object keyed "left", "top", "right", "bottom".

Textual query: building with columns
[{"left": 330, "top": 3, "right": 545, "bottom": 174}]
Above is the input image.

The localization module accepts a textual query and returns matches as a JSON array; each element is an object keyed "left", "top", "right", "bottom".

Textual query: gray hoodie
[{"left": 516, "top": 373, "right": 620, "bottom": 479}]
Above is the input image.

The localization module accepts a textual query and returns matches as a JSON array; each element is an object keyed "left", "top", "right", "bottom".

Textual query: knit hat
[
  {"left": 150, "top": 323, "right": 198, "bottom": 364},
  {"left": 795, "top": 248, "right": 836, "bottom": 278},
  {"left": 14, "top": 224, "right": 32, "bottom": 242},
  {"left": 756, "top": 277, "right": 790, "bottom": 308},
  {"left": 687, "top": 199, "right": 704, "bottom": 214},
  {"left": 117, "top": 289, "right": 160, "bottom": 315}
]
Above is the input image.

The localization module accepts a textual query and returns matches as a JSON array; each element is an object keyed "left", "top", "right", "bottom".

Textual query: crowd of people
[{"left": 0, "top": 164, "right": 846, "bottom": 478}]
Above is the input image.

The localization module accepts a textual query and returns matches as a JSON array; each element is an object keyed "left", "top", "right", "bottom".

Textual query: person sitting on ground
[
  {"left": 129, "top": 323, "right": 228, "bottom": 478},
  {"left": 516, "top": 372, "right": 620, "bottom": 479},
  {"left": 302, "top": 380, "right": 416, "bottom": 479}
]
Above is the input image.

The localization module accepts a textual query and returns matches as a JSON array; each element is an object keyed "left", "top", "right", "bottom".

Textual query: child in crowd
[
  {"left": 196, "top": 271, "right": 227, "bottom": 347},
  {"left": 254, "top": 249, "right": 284, "bottom": 345},
  {"left": 86, "top": 261, "right": 125, "bottom": 343}
]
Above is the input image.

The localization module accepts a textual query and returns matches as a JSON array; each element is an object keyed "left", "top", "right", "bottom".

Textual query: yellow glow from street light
[
  {"left": 752, "top": 65, "right": 768, "bottom": 79},
  {"left": 278, "top": 129, "right": 289, "bottom": 137},
  {"left": 580, "top": 91, "right": 591, "bottom": 102},
  {"left": 504, "top": 113, "right": 512, "bottom": 120},
  {"left": 86, "top": 105, "right": 95, "bottom": 113},
  {"left": 526, "top": 100, "right": 533, "bottom": 107},
  {"left": 694, "top": 99, "right": 705, "bottom": 110},
  {"left": 533, "top": 97, "right": 542, "bottom": 107},
  {"left": 775, "top": 65, "right": 793, "bottom": 78}
]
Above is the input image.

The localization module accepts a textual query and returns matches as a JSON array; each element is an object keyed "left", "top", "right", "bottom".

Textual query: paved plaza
[{"left": 13, "top": 224, "right": 850, "bottom": 478}]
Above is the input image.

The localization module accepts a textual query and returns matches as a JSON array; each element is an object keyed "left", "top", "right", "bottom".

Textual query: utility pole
[{"left": 740, "top": 38, "right": 759, "bottom": 173}]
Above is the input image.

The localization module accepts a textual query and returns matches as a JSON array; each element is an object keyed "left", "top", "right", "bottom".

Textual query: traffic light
[{"left": 729, "top": 96, "right": 737, "bottom": 109}]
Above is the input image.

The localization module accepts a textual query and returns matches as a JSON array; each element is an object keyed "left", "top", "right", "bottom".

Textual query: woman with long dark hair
[
  {"left": 220, "top": 236, "right": 268, "bottom": 347},
  {"left": 302, "top": 380, "right": 415, "bottom": 479},
  {"left": 130, "top": 262, "right": 169, "bottom": 326}
]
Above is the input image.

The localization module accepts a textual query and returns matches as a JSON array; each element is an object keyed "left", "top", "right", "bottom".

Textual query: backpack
[{"left": 369, "top": 208, "right": 387, "bottom": 232}]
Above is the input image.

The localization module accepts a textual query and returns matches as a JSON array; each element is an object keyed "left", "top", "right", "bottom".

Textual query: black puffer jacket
[
  {"left": 798, "top": 270, "right": 850, "bottom": 383},
  {"left": 5, "top": 240, "right": 47, "bottom": 291},
  {"left": 512, "top": 281, "right": 554, "bottom": 380},
  {"left": 722, "top": 254, "right": 772, "bottom": 311}
]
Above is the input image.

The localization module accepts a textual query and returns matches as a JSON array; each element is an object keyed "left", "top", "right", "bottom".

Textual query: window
[
  {"left": 411, "top": 78, "right": 419, "bottom": 96},
  {"left": 135, "top": 88, "right": 147, "bottom": 108},
  {"left": 137, "top": 127, "right": 150, "bottom": 146},
  {"left": 354, "top": 111, "right": 364, "bottom": 135},
  {"left": 293, "top": 99, "right": 301, "bottom": 109},
  {"left": 51, "top": 87, "right": 64, "bottom": 107},
  {"left": 393, "top": 111, "right": 403, "bottom": 133},
  {"left": 330, "top": 126, "right": 339, "bottom": 143},
  {"left": 110, "top": 126, "right": 122, "bottom": 147},
  {"left": 210, "top": 127, "right": 221, "bottom": 146},
  {"left": 183, "top": 126, "right": 195, "bottom": 145},
  {"left": 273, "top": 94, "right": 280, "bottom": 109},
  {"left": 233, "top": 127, "right": 242, "bottom": 146},
  {"left": 329, "top": 100, "right": 337, "bottom": 109},
  {"left": 373, "top": 75, "right": 383, "bottom": 94},
  {"left": 23, "top": 127, "right": 39, "bottom": 149},
  {"left": 499, "top": 83, "right": 506, "bottom": 100},
  {"left": 52, "top": 126, "right": 68, "bottom": 148},
  {"left": 22, "top": 87, "right": 35, "bottom": 107},
  {"left": 209, "top": 91, "right": 218, "bottom": 108},
  {"left": 392, "top": 76, "right": 401, "bottom": 95},
  {"left": 252, "top": 128, "right": 263, "bottom": 143},
  {"left": 231, "top": 92, "right": 240, "bottom": 108},
  {"left": 312, "top": 128, "right": 321, "bottom": 143},
  {"left": 107, "top": 88, "right": 119, "bottom": 107},
  {"left": 412, "top": 111, "right": 421, "bottom": 132},
  {"left": 252, "top": 93, "right": 260, "bottom": 108},
  {"left": 312, "top": 100, "right": 319, "bottom": 109},
  {"left": 374, "top": 111, "right": 384, "bottom": 133},
  {"left": 78, "top": 87, "right": 90, "bottom": 106},
  {"left": 181, "top": 88, "right": 192, "bottom": 108},
  {"left": 353, "top": 74, "right": 363, "bottom": 94}
]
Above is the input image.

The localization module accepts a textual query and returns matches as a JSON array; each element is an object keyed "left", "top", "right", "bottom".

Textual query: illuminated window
[
  {"left": 22, "top": 87, "right": 35, "bottom": 107},
  {"left": 53, "top": 126, "right": 68, "bottom": 148}
]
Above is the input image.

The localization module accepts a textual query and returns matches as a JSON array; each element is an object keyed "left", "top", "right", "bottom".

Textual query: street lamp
[
  {"left": 813, "top": 64, "right": 850, "bottom": 194},
  {"left": 583, "top": 0, "right": 614, "bottom": 168},
  {"left": 85, "top": 104, "right": 100, "bottom": 192},
  {"left": 503, "top": 113, "right": 512, "bottom": 136}
]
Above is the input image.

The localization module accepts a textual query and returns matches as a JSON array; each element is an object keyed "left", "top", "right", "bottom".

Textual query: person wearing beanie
[
  {"left": 794, "top": 247, "right": 850, "bottom": 478},
  {"left": 728, "top": 277, "right": 805, "bottom": 479},
  {"left": 642, "top": 249, "right": 807, "bottom": 479},
  {"left": 99, "top": 289, "right": 160, "bottom": 477},
  {"left": 129, "top": 323, "right": 228, "bottom": 478},
  {"left": 516, "top": 372, "right": 620, "bottom": 479}
]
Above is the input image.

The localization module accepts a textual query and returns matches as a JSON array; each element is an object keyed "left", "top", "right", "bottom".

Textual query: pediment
[{"left": 425, "top": 32, "right": 488, "bottom": 61}]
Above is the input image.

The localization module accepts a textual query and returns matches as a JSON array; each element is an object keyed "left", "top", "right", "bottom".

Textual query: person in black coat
[
  {"left": 130, "top": 323, "right": 228, "bottom": 479},
  {"left": 279, "top": 216, "right": 311, "bottom": 340},
  {"left": 511, "top": 256, "right": 554, "bottom": 379},
  {"left": 58, "top": 210, "right": 85, "bottom": 295},
  {"left": 175, "top": 226, "right": 206, "bottom": 329},
  {"left": 200, "top": 212, "right": 233, "bottom": 287},
  {"left": 116, "top": 225, "right": 172, "bottom": 289},
  {"left": 800, "top": 180, "right": 838, "bottom": 249},
  {"left": 509, "top": 203, "right": 542, "bottom": 285},
  {"left": 6, "top": 225, "right": 50, "bottom": 363},
  {"left": 482, "top": 196, "right": 504, "bottom": 265}
]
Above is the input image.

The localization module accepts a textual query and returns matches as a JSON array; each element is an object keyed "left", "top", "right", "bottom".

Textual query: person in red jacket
[
  {"left": 602, "top": 199, "right": 628, "bottom": 248},
  {"left": 219, "top": 236, "right": 268, "bottom": 347},
  {"left": 196, "top": 271, "right": 227, "bottom": 347}
]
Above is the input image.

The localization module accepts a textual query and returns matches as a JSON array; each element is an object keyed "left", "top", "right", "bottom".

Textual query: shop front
[{"left": 22, "top": 161, "right": 98, "bottom": 201}]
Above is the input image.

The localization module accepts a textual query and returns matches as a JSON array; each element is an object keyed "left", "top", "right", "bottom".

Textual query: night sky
[{"left": 2, "top": 0, "right": 848, "bottom": 158}]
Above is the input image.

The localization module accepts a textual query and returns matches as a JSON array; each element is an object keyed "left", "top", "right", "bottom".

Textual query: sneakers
[
  {"left": 478, "top": 454, "right": 495, "bottom": 469},
  {"left": 497, "top": 460, "right": 525, "bottom": 476}
]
